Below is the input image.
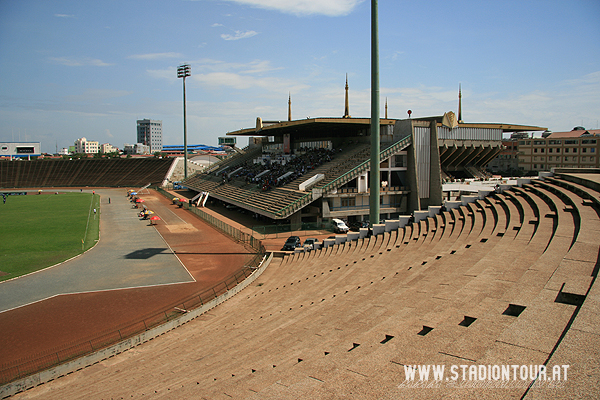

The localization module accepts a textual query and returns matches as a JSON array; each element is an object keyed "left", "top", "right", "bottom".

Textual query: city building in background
[
  {"left": 136, "top": 119, "right": 163, "bottom": 153},
  {"left": 517, "top": 128, "right": 600, "bottom": 172},
  {"left": 487, "top": 132, "right": 529, "bottom": 175},
  {"left": 218, "top": 137, "right": 237, "bottom": 147},
  {"left": 0, "top": 142, "right": 42, "bottom": 159},
  {"left": 100, "top": 143, "right": 118, "bottom": 154},
  {"left": 123, "top": 143, "right": 150, "bottom": 155},
  {"left": 74, "top": 137, "right": 99, "bottom": 154}
]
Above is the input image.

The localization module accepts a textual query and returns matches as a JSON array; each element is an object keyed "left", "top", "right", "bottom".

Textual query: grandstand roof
[
  {"left": 225, "top": 117, "right": 547, "bottom": 137},
  {"left": 226, "top": 117, "right": 396, "bottom": 137},
  {"left": 162, "top": 144, "right": 224, "bottom": 152}
]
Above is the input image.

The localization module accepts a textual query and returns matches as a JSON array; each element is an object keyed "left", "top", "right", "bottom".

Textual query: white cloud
[
  {"left": 221, "top": 30, "right": 258, "bottom": 40},
  {"left": 128, "top": 52, "right": 184, "bottom": 60},
  {"left": 105, "top": 129, "right": 113, "bottom": 138},
  {"left": 197, "top": 59, "right": 281, "bottom": 74},
  {"left": 54, "top": 14, "right": 75, "bottom": 18},
  {"left": 49, "top": 57, "right": 114, "bottom": 67},
  {"left": 211, "top": 23, "right": 224, "bottom": 27},
  {"left": 65, "top": 89, "right": 132, "bottom": 102},
  {"left": 221, "top": 0, "right": 364, "bottom": 16},
  {"left": 193, "top": 72, "right": 308, "bottom": 93},
  {"left": 146, "top": 68, "right": 176, "bottom": 82}
]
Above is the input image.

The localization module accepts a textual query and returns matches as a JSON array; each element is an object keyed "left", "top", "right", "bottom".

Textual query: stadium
[{"left": 0, "top": 105, "right": 599, "bottom": 399}]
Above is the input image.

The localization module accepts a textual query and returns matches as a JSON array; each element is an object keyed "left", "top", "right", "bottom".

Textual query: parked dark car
[
  {"left": 281, "top": 236, "right": 301, "bottom": 251},
  {"left": 349, "top": 221, "right": 370, "bottom": 232}
]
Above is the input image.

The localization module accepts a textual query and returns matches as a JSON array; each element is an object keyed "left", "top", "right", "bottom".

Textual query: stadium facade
[{"left": 182, "top": 107, "right": 546, "bottom": 226}]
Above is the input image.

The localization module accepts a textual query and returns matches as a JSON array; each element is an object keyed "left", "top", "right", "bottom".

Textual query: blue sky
[{"left": 1, "top": 0, "right": 599, "bottom": 154}]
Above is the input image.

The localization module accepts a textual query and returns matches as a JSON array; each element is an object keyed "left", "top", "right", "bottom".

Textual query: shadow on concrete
[{"left": 124, "top": 248, "right": 169, "bottom": 259}]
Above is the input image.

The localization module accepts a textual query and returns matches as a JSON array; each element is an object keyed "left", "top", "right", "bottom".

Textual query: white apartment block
[
  {"left": 100, "top": 143, "right": 118, "bottom": 153},
  {"left": 137, "top": 119, "right": 163, "bottom": 153},
  {"left": 74, "top": 137, "right": 99, "bottom": 154}
]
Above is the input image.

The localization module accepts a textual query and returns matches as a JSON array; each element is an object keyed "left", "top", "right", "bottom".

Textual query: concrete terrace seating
[
  {"left": 0, "top": 158, "right": 175, "bottom": 188},
  {"left": 7, "top": 177, "right": 600, "bottom": 399}
]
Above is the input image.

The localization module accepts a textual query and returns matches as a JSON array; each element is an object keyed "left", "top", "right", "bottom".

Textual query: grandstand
[
  {"left": 183, "top": 115, "right": 546, "bottom": 226},
  {"left": 5, "top": 170, "right": 598, "bottom": 398},
  {"left": 0, "top": 157, "right": 176, "bottom": 188}
]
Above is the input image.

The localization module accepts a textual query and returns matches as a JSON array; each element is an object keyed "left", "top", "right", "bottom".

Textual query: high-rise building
[{"left": 136, "top": 119, "right": 163, "bottom": 153}]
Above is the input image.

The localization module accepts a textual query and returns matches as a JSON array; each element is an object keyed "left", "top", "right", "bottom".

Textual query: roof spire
[
  {"left": 385, "top": 97, "right": 388, "bottom": 119},
  {"left": 458, "top": 83, "right": 463, "bottom": 123},
  {"left": 288, "top": 92, "right": 292, "bottom": 122},
  {"left": 343, "top": 74, "right": 351, "bottom": 118}
]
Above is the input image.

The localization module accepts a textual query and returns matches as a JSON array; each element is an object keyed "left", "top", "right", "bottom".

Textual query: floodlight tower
[
  {"left": 369, "top": 0, "right": 380, "bottom": 225},
  {"left": 177, "top": 64, "right": 191, "bottom": 179}
]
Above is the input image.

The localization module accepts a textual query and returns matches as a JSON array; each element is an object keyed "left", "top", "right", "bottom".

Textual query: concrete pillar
[
  {"left": 428, "top": 120, "right": 443, "bottom": 206},
  {"left": 289, "top": 210, "right": 302, "bottom": 231},
  {"left": 407, "top": 127, "right": 421, "bottom": 212}
]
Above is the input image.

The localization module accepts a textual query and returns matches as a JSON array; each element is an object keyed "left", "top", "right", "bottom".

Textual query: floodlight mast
[
  {"left": 177, "top": 64, "right": 191, "bottom": 179},
  {"left": 369, "top": 0, "right": 380, "bottom": 226}
]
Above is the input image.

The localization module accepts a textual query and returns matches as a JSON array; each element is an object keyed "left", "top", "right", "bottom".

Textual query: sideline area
[
  {"left": 0, "top": 188, "right": 255, "bottom": 371},
  {"left": 0, "top": 189, "right": 193, "bottom": 313}
]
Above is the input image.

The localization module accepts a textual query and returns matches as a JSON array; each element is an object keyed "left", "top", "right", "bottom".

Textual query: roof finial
[
  {"left": 458, "top": 83, "right": 463, "bottom": 123},
  {"left": 288, "top": 92, "right": 292, "bottom": 122},
  {"left": 385, "top": 97, "right": 388, "bottom": 119},
  {"left": 343, "top": 74, "right": 351, "bottom": 118}
]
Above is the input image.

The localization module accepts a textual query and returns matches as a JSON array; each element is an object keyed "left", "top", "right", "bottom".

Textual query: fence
[
  {"left": 251, "top": 221, "right": 334, "bottom": 238},
  {"left": 155, "top": 186, "right": 263, "bottom": 251},
  {"left": 0, "top": 188, "right": 266, "bottom": 385}
]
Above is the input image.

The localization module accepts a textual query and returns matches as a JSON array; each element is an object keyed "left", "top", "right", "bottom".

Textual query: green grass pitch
[{"left": 0, "top": 192, "right": 100, "bottom": 282}]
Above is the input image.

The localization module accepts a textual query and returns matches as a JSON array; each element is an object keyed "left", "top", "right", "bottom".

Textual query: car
[
  {"left": 281, "top": 236, "right": 301, "bottom": 251},
  {"left": 303, "top": 238, "right": 318, "bottom": 251},
  {"left": 349, "top": 220, "right": 369, "bottom": 232},
  {"left": 331, "top": 218, "right": 349, "bottom": 234}
]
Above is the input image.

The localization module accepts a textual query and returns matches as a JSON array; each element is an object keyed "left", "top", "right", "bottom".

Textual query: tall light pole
[
  {"left": 369, "top": 0, "right": 380, "bottom": 226},
  {"left": 177, "top": 64, "right": 191, "bottom": 179}
]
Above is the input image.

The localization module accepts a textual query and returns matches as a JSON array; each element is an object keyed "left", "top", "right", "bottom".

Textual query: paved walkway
[{"left": 0, "top": 189, "right": 194, "bottom": 313}]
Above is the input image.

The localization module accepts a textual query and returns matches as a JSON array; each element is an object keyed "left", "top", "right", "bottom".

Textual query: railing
[
  {"left": 329, "top": 202, "right": 403, "bottom": 212},
  {"left": 251, "top": 221, "right": 333, "bottom": 238},
  {"left": 272, "top": 192, "right": 313, "bottom": 219},
  {"left": 0, "top": 188, "right": 266, "bottom": 385},
  {"left": 155, "top": 187, "right": 263, "bottom": 251},
  {"left": 200, "top": 146, "right": 260, "bottom": 177},
  {"left": 320, "top": 136, "right": 412, "bottom": 195}
]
